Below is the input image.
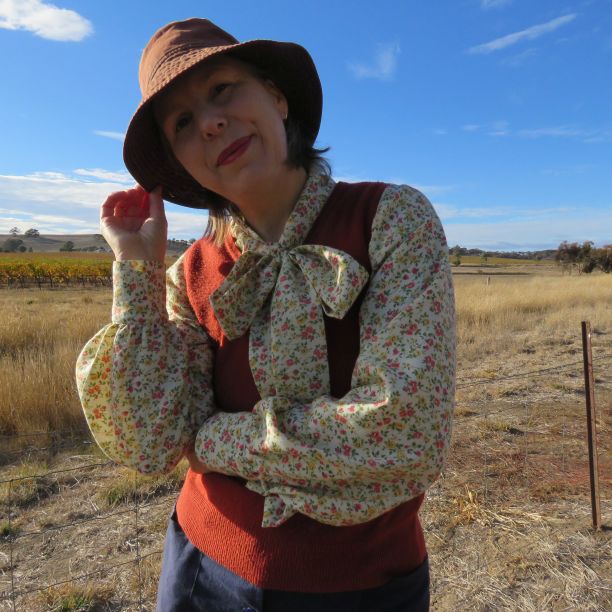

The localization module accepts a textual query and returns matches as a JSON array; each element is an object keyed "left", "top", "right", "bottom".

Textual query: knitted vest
[{"left": 176, "top": 181, "right": 427, "bottom": 592}]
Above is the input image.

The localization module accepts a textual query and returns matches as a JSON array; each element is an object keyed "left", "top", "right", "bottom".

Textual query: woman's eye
[
  {"left": 175, "top": 114, "right": 191, "bottom": 133},
  {"left": 213, "top": 83, "right": 230, "bottom": 97}
]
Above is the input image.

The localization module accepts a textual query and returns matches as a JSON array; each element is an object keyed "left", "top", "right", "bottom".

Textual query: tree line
[{"left": 555, "top": 241, "right": 611, "bottom": 274}]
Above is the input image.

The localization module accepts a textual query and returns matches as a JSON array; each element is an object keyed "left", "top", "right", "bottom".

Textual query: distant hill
[
  {"left": 0, "top": 234, "right": 193, "bottom": 256},
  {"left": 448, "top": 246, "right": 557, "bottom": 260}
]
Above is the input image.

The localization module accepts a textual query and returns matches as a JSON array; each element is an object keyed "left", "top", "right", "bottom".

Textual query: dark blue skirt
[{"left": 156, "top": 508, "right": 430, "bottom": 612}]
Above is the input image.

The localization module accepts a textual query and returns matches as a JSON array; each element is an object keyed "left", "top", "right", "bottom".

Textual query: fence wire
[{"left": 1, "top": 351, "right": 610, "bottom": 611}]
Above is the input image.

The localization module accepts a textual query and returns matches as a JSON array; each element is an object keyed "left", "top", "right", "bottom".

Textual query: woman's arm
[
  {"left": 76, "top": 256, "right": 215, "bottom": 475},
  {"left": 193, "top": 185, "right": 456, "bottom": 526}
]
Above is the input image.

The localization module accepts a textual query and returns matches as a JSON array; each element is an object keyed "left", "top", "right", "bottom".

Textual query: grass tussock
[
  {"left": 97, "top": 461, "right": 189, "bottom": 508},
  {"left": 35, "top": 582, "right": 113, "bottom": 612},
  {"left": 0, "top": 460, "right": 51, "bottom": 507}
]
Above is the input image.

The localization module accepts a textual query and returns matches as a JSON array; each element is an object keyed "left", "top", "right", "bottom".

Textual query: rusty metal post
[{"left": 581, "top": 321, "right": 601, "bottom": 530}]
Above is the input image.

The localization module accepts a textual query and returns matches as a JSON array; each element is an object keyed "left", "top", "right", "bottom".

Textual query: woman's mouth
[{"left": 217, "top": 136, "right": 252, "bottom": 166}]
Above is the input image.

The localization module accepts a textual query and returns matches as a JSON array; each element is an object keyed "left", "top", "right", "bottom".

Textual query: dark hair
[{"left": 160, "top": 57, "right": 330, "bottom": 246}]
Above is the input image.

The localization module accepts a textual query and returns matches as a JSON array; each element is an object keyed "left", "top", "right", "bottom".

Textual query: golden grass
[
  {"left": 1, "top": 270, "right": 610, "bottom": 442},
  {"left": 0, "top": 289, "right": 111, "bottom": 437},
  {"left": 455, "top": 273, "right": 612, "bottom": 363}
]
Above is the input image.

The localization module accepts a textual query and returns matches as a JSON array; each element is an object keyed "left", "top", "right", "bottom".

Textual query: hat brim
[{"left": 123, "top": 39, "right": 322, "bottom": 209}]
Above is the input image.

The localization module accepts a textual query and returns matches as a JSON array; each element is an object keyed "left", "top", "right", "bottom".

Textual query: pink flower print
[
  {"left": 300, "top": 326, "right": 315, "bottom": 341},
  {"left": 313, "top": 347, "right": 325, "bottom": 360},
  {"left": 370, "top": 431, "right": 383, "bottom": 444},
  {"left": 407, "top": 324, "right": 418, "bottom": 336}
]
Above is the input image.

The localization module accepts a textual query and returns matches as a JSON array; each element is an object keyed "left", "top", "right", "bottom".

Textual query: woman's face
[{"left": 155, "top": 57, "right": 289, "bottom": 204}]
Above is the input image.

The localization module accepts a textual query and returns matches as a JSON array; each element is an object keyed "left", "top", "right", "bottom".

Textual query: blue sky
[{"left": 0, "top": 0, "right": 610, "bottom": 250}]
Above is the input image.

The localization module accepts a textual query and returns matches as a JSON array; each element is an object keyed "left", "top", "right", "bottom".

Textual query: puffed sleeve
[
  {"left": 75, "top": 257, "right": 215, "bottom": 474},
  {"left": 193, "top": 185, "right": 456, "bottom": 527}
]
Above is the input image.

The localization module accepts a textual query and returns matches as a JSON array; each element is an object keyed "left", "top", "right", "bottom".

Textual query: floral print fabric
[
  {"left": 76, "top": 175, "right": 455, "bottom": 528},
  {"left": 76, "top": 260, "right": 215, "bottom": 473}
]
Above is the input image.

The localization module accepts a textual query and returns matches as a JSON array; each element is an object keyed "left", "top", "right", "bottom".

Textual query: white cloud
[
  {"left": 461, "top": 121, "right": 612, "bottom": 142},
  {"left": 468, "top": 14, "right": 577, "bottom": 54},
  {"left": 487, "top": 120, "right": 509, "bottom": 136},
  {"left": 501, "top": 47, "right": 537, "bottom": 67},
  {"left": 333, "top": 173, "right": 454, "bottom": 196},
  {"left": 442, "top": 209, "right": 612, "bottom": 250},
  {"left": 348, "top": 42, "right": 400, "bottom": 81},
  {"left": 93, "top": 130, "right": 125, "bottom": 141},
  {"left": 74, "top": 168, "right": 133, "bottom": 183},
  {"left": 480, "top": 0, "right": 513, "bottom": 8},
  {"left": 0, "top": 0, "right": 92, "bottom": 42},
  {"left": 0, "top": 170, "right": 209, "bottom": 239},
  {"left": 518, "top": 126, "right": 586, "bottom": 138},
  {"left": 462, "top": 121, "right": 509, "bottom": 135}
]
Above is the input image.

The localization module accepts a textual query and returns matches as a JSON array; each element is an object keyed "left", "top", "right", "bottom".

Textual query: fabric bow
[
  {"left": 208, "top": 173, "right": 369, "bottom": 400},
  {"left": 209, "top": 243, "right": 368, "bottom": 341}
]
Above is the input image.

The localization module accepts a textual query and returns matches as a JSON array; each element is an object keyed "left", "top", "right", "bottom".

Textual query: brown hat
[{"left": 123, "top": 18, "right": 323, "bottom": 209}]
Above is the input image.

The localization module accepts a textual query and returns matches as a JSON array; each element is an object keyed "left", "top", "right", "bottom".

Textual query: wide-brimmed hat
[{"left": 122, "top": 18, "right": 322, "bottom": 209}]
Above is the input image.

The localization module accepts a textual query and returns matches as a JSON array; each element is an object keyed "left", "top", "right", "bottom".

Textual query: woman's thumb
[{"left": 147, "top": 186, "right": 165, "bottom": 217}]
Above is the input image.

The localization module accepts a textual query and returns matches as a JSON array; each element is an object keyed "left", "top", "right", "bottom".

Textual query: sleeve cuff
[{"left": 111, "top": 260, "right": 166, "bottom": 324}]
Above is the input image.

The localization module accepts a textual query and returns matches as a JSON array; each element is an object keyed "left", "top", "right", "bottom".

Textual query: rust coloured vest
[{"left": 176, "top": 181, "right": 427, "bottom": 592}]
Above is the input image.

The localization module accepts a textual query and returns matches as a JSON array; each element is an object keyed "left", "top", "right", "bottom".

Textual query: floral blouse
[{"left": 76, "top": 174, "right": 456, "bottom": 527}]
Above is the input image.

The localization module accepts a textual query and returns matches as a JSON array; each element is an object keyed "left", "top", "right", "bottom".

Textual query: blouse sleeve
[
  {"left": 75, "top": 257, "right": 215, "bottom": 475},
  {"left": 194, "top": 185, "right": 456, "bottom": 527}
]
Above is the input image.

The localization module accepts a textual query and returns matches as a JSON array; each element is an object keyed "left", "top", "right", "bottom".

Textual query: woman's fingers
[
  {"left": 100, "top": 191, "right": 128, "bottom": 219},
  {"left": 101, "top": 187, "right": 151, "bottom": 220}
]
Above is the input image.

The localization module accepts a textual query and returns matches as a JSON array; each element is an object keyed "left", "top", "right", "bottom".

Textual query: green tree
[
  {"left": 451, "top": 246, "right": 462, "bottom": 267},
  {"left": 9, "top": 227, "right": 20, "bottom": 236},
  {"left": 60, "top": 240, "right": 75, "bottom": 252},
  {"left": 2, "top": 238, "right": 24, "bottom": 252},
  {"left": 24, "top": 228, "right": 40, "bottom": 237}
]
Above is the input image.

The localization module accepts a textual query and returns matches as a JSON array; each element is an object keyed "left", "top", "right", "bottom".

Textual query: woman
[{"left": 76, "top": 17, "right": 455, "bottom": 611}]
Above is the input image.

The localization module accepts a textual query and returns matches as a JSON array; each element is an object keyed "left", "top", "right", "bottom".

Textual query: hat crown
[{"left": 139, "top": 18, "right": 239, "bottom": 96}]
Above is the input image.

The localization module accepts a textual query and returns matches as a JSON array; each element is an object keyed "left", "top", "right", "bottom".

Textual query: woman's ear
[{"left": 264, "top": 79, "right": 288, "bottom": 118}]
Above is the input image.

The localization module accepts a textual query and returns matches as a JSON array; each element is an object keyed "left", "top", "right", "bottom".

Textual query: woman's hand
[
  {"left": 185, "top": 448, "right": 210, "bottom": 474},
  {"left": 100, "top": 185, "right": 167, "bottom": 262}
]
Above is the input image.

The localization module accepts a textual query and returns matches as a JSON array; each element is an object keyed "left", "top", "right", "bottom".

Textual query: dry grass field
[{"left": 0, "top": 262, "right": 610, "bottom": 610}]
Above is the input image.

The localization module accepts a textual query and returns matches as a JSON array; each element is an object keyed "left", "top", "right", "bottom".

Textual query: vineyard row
[{"left": 0, "top": 261, "right": 112, "bottom": 288}]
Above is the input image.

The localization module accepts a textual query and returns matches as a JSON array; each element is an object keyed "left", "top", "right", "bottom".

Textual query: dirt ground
[{"left": 1, "top": 266, "right": 611, "bottom": 611}]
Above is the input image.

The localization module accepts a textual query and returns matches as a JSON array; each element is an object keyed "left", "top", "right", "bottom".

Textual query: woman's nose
[{"left": 196, "top": 107, "right": 227, "bottom": 140}]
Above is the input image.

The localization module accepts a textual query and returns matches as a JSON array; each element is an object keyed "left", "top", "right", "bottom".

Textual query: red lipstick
[{"left": 217, "top": 136, "right": 252, "bottom": 166}]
